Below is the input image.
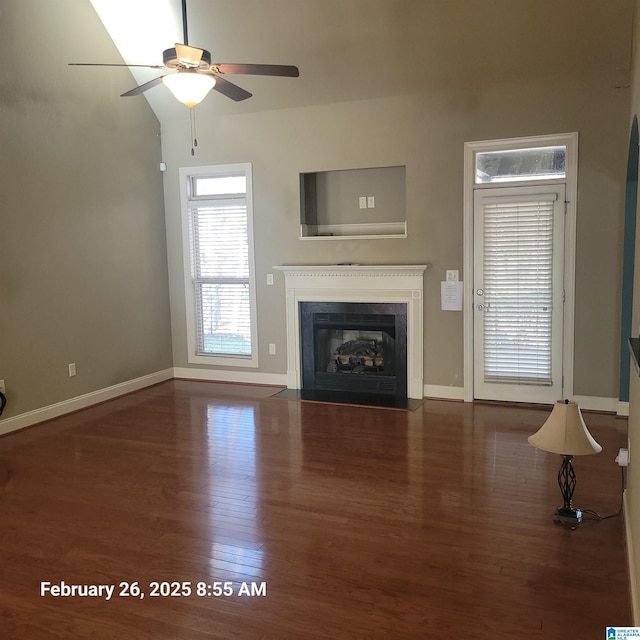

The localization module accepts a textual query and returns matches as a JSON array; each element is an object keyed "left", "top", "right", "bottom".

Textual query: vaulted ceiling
[{"left": 87, "top": 0, "right": 633, "bottom": 123}]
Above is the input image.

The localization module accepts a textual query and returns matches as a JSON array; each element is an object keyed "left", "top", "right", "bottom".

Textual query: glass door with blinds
[{"left": 473, "top": 184, "right": 565, "bottom": 403}]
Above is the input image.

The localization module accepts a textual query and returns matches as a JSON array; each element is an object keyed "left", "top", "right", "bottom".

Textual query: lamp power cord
[{"left": 559, "top": 465, "right": 626, "bottom": 530}]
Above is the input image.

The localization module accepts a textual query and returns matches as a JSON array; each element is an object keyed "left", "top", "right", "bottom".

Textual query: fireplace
[
  {"left": 300, "top": 301, "right": 407, "bottom": 397},
  {"left": 273, "top": 264, "right": 428, "bottom": 403}
]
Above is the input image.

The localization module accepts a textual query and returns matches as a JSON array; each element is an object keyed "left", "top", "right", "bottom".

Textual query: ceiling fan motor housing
[{"left": 163, "top": 47, "right": 212, "bottom": 70}]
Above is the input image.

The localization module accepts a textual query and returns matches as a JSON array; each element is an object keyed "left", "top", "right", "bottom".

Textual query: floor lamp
[{"left": 528, "top": 400, "right": 602, "bottom": 524}]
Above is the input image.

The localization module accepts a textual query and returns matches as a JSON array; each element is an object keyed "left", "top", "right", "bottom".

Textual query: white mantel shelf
[
  {"left": 273, "top": 264, "right": 429, "bottom": 277},
  {"left": 273, "top": 264, "right": 429, "bottom": 399}
]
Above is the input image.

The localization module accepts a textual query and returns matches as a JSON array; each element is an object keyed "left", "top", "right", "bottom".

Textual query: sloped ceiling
[{"left": 87, "top": 0, "right": 633, "bottom": 123}]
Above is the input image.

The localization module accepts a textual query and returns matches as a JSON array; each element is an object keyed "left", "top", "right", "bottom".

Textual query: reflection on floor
[{"left": 0, "top": 379, "right": 630, "bottom": 639}]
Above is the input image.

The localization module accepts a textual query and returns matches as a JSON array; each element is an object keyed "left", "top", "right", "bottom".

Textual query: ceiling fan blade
[
  {"left": 121, "top": 76, "right": 166, "bottom": 97},
  {"left": 69, "top": 62, "right": 165, "bottom": 69},
  {"left": 211, "top": 75, "right": 253, "bottom": 101},
  {"left": 175, "top": 43, "right": 204, "bottom": 66},
  {"left": 213, "top": 63, "right": 299, "bottom": 77}
]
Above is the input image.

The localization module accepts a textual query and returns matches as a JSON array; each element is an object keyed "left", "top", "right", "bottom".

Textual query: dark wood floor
[{"left": 0, "top": 380, "right": 631, "bottom": 639}]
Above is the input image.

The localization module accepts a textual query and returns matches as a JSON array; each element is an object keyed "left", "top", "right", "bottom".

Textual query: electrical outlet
[
  {"left": 616, "top": 448, "right": 630, "bottom": 467},
  {"left": 0, "top": 380, "right": 5, "bottom": 394},
  {"left": 68, "top": 363, "right": 77, "bottom": 377},
  {"left": 266, "top": 273, "right": 274, "bottom": 286},
  {"left": 367, "top": 196, "right": 375, "bottom": 208},
  {"left": 358, "top": 196, "right": 367, "bottom": 209}
]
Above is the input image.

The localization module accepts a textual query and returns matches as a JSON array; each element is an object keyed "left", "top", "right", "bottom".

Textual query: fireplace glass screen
[{"left": 300, "top": 302, "right": 407, "bottom": 397}]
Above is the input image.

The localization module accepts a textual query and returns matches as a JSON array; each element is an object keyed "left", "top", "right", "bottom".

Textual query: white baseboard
[
  {"left": 617, "top": 401, "right": 630, "bottom": 417},
  {"left": 624, "top": 490, "right": 639, "bottom": 625},
  {"left": 0, "top": 369, "right": 627, "bottom": 438},
  {"left": 426, "top": 388, "right": 626, "bottom": 413},
  {"left": 423, "top": 384, "right": 465, "bottom": 401},
  {"left": 0, "top": 368, "right": 174, "bottom": 437},
  {"left": 573, "top": 395, "right": 621, "bottom": 414},
  {"left": 173, "top": 367, "right": 288, "bottom": 387}
]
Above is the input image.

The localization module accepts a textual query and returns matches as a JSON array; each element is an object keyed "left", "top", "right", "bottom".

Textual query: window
[
  {"left": 475, "top": 145, "right": 566, "bottom": 184},
  {"left": 180, "top": 164, "right": 258, "bottom": 367}
]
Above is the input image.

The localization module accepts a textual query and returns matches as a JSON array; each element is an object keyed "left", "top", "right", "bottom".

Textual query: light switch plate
[{"left": 446, "top": 270, "right": 459, "bottom": 282}]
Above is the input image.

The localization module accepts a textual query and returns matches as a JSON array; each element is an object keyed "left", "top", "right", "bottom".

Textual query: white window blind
[
  {"left": 183, "top": 166, "right": 257, "bottom": 364},
  {"left": 482, "top": 195, "right": 556, "bottom": 385}
]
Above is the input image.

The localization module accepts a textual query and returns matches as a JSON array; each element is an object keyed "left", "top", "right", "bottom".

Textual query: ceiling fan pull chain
[{"left": 190, "top": 107, "right": 198, "bottom": 156}]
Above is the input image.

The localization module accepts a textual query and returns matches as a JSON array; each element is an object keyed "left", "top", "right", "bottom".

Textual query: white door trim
[{"left": 463, "top": 132, "right": 578, "bottom": 403}]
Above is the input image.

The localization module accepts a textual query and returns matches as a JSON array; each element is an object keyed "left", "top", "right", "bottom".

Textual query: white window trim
[
  {"left": 179, "top": 163, "right": 259, "bottom": 368},
  {"left": 463, "top": 132, "right": 578, "bottom": 402}
]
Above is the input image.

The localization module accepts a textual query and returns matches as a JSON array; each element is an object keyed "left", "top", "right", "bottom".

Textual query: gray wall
[
  {"left": 161, "top": 1, "right": 632, "bottom": 399},
  {"left": 0, "top": 0, "right": 172, "bottom": 418},
  {"left": 2, "top": 0, "right": 630, "bottom": 414}
]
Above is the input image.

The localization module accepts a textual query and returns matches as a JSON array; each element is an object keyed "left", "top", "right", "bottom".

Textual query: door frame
[{"left": 462, "top": 132, "right": 579, "bottom": 403}]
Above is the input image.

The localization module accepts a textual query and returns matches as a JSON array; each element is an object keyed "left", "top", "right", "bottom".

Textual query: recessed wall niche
[{"left": 299, "top": 166, "right": 407, "bottom": 239}]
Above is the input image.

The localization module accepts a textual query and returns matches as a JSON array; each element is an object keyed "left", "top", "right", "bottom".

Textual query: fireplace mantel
[{"left": 273, "top": 264, "right": 428, "bottom": 399}]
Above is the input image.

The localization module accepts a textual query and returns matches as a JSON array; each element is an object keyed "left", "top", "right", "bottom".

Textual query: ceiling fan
[{"left": 70, "top": 0, "right": 299, "bottom": 108}]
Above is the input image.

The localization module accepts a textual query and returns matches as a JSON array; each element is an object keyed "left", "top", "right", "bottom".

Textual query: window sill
[{"left": 187, "top": 353, "right": 259, "bottom": 368}]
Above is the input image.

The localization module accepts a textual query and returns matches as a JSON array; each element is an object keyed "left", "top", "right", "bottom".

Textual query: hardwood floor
[{"left": 0, "top": 380, "right": 631, "bottom": 639}]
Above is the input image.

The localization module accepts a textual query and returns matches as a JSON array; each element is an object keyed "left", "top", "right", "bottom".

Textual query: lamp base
[{"left": 553, "top": 506, "right": 582, "bottom": 524}]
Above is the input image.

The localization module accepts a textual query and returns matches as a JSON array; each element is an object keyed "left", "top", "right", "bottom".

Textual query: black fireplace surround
[{"left": 300, "top": 301, "right": 408, "bottom": 400}]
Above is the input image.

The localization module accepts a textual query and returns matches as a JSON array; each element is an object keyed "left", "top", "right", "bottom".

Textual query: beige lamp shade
[
  {"left": 528, "top": 400, "right": 602, "bottom": 456},
  {"left": 162, "top": 71, "right": 216, "bottom": 108}
]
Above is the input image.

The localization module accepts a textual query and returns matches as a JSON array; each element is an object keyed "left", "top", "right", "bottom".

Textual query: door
[{"left": 473, "top": 184, "right": 565, "bottom": 403}]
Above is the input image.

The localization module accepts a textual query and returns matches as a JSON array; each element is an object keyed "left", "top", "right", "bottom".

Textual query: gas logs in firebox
[{"left": 326, "top": 339, "right": 384, "bottom": 373}]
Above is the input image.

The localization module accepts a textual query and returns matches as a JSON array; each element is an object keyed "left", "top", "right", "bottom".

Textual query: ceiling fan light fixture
[{"left": 162, "top": 71, "right": 216, "bottom": 108}]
